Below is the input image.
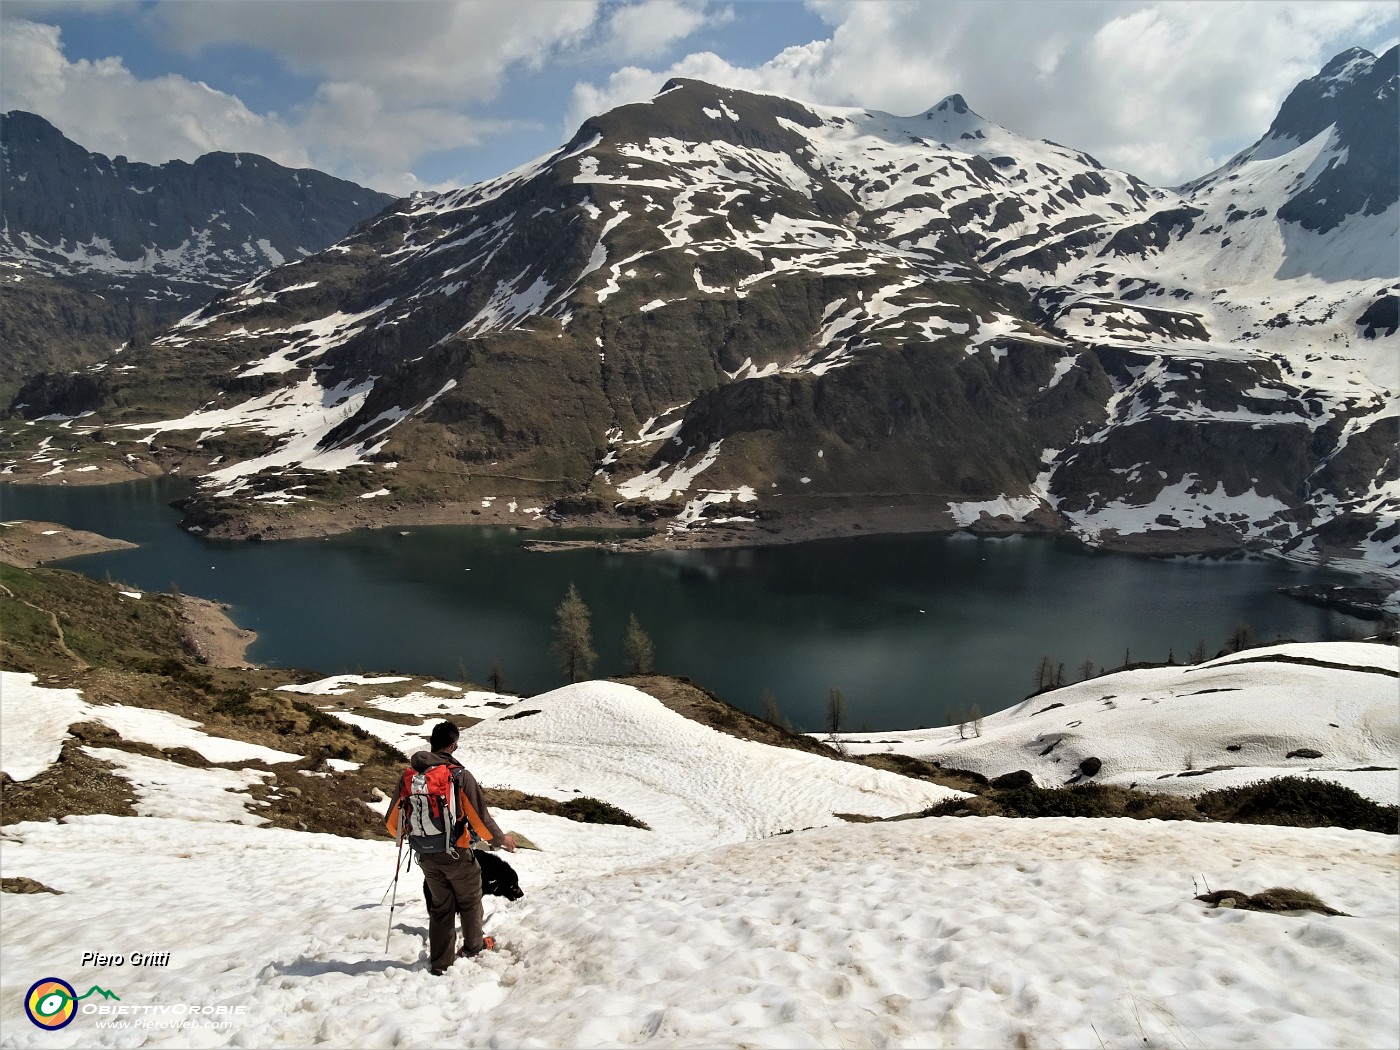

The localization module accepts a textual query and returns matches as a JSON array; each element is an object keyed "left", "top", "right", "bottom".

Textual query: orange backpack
[{"left": 387, "top": 764, "right": 492, "bottom": 855}]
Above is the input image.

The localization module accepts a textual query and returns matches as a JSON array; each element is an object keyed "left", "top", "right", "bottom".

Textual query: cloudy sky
[{"left": 2, "top": 1, "right": 1395, "bottom": 196}]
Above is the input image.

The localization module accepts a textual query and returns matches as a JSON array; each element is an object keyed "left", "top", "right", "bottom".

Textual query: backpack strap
[{"left": 454, "top": 782, "right": 494, "bottom": 847}]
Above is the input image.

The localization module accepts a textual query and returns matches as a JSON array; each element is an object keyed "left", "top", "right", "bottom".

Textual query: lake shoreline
[
  {"left": 143, "top": 481, "right": 1310, "bottom": 561},
  {"left": 177, "top": 594, "right": 258, "bottom": 668},
  {"left": 7, "top": 471, "right": 1396, "bottom": 592},
  {"left": 5, "top": 473, "right": 1394, "bottom": 588},
  {"left": 0, "top": 475, "right": 1381, "bottom": 729},
  {"left": 0, "top": 519, "right": 138, "bottom": 567}
]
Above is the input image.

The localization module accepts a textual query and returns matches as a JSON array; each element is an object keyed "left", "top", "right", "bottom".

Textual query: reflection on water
[{"left": 1, "top": 478, "right": 1371, "bottom": 731}]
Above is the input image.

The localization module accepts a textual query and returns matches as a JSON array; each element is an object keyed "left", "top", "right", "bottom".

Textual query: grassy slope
[
  {"left": 0, "top": 563, "right": 652, "bottom": 834},
  {"left": 0, "top": 562, "right": 405, "bottom": 835}
]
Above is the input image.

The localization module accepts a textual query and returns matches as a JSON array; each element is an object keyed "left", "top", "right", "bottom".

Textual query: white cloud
[
  {"left": 568, "top": 0, "right": 1400, "bottom": 186},
  {"left": 1, "top": 19, "right": 311, "bottom": 166},
  {"left": 150, "top": 1, "right": 603, "bottom": 107},
  {"left": 0, "top": 2, "right": 730, "bottom": 194},
  {"left": 603, "top": 1, "right": 733, "bottom": 61},
  {"left": 5, "top": 1, "right": 1394, "bottom": 196},
  {"left": 0, "top": 15, "right": 556, "bottom": 195}
]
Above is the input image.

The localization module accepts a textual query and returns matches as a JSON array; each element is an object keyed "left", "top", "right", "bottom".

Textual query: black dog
[
  {"left": 422, "top": 848, "right": 524, "bottom": 912},
  {"left": 475, "top": 848, "right": 524, "bottom": 901}
]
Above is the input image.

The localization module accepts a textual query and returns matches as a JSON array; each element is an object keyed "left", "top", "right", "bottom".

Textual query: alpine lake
[{"left": 1, "top": 477, "right": 1375, "bottom": 732}]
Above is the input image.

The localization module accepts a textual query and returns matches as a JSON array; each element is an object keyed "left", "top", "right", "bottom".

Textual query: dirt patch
[
  {"left": 246, "top": 764, "right": 394, "bottom": 839},
  {"left": 0, "top": 520, "right": 136, "bottom": 567},
  {"left": 1197, "top": 887, "right": 1346, "bottom": 916},
  {"left": 176, "top": 595, "right": 257, "bottom": 668},
  {"left": 483, "top": 787, "right": 648, "bottom": 829},
  {"left": 2, "top": 876, "right": 63, "bottom": 894},
  {"left": 856, "top": 752, "right": 990, "bottom": 795},
  {"left": 0, "top": 741, "right": 138, "bottom": 825},
  {"left": 278, "top": 676, "right": 491, "bottom": 710},
  {"left": 621, "top": 674, "right": 837, "bottom": 757}
]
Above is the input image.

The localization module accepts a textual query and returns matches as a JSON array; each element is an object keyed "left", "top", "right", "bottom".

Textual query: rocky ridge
[{"left": 0, "top": 111, "right": 396, "bottom": 393}]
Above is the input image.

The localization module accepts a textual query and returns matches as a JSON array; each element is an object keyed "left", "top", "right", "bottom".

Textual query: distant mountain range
[
  {"left": 0, "top": 110, "right": 395, "bottom": 395},
  {"left": 2, "top": 48, "right": 1395, "bottom": 581}
]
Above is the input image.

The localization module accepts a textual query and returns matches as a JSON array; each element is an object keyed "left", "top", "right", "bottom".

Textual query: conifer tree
[
  {"left": 551, "top": 583, "right": 597, "bottom": 684},
  {"left": 1078, "top": 658, "right": 1095, "bottom": 681},
  {"left": 488, "top": 659, "right": 507, "bottom": 693},
  {"left": 1228, "top": 620, "right": 1255, "bottom": 653},
  {"left": 825, "top": 687, "right": 846, "bottom": 735},
  {"left": 622, "top": 613, "right": 655, "bottom": 675},
  {"left": 761, "top": 689, "right": 782, "bottom": 726}
]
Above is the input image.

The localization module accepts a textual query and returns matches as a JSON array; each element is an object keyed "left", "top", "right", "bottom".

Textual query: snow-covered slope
[
  {"left": 2, "top": 661, "right": 1397, "bottom": 1047},
  {"left": 1032, "top": 47, "right": 1399, "bottom": 571},
  {"left": 835, "top": 642, "right": 1400, "bottom": 804},
  {"left": 2, "top": 814, "right": 1394, "bottom": 1048},
  {"left": 313, "top": 679, "right": 959, "bottom": 870}
]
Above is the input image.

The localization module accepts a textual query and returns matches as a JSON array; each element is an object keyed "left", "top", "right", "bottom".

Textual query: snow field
[
  {"left": 836, "top": 643, "right": 1400, "bottom": 804},
  {"left": 2, "top": 660, "right": 1399, "bottom": 1047},
  {"left": 0, "top": 674, "right": 87, "bottom": 781},
  {"left": 279, "top": 677, "right": 518, "bottom": 759},
  {"left": 331, "top": 681, "right": 961, "bottom": 862},
  {"left": 0, "top": 671, "right": 299, "bottom": 782},
  {"left": 81, "top": 746, "right": 275, "bottom": 824},
  {"left": 1, "top": 816, "right": 1394, "bottom": 1048}
]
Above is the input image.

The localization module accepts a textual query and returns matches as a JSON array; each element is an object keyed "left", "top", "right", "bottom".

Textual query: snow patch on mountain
[{"left": 615, "top": 440, "right": 723, "bottom": 501}]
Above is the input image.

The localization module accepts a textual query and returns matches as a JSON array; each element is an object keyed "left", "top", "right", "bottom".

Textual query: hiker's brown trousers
[{"left": 418, "top": 849, "right": 484, "bottom": 971}]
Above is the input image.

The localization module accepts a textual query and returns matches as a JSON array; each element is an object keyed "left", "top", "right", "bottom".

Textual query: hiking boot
[
  {"left": 429, "top": 968, "right": 446, "bottom": 977},
  {"left": 458, "top": 935, "right": 495, "bottom": 958}
]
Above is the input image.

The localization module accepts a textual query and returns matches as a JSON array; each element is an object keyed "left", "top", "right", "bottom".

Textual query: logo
[{"left": 24, "top": 978, "right": 120, "bottom": 1030}]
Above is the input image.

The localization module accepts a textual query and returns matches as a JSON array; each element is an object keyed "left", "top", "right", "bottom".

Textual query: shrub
[
  {"left": 922, "top": 783, "right": 1201, "bottom": 821},
  {"left": 557, "top": 796, "right": 650, "bottom": 830},
  {"left": 918, "top": 777, "right": 1396, "bottom": 833},
  {"left": 1196, "top": 777, "right": 1398, "bottom": 834}
]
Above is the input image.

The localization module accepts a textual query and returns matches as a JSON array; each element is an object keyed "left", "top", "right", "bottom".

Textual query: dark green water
[{"left": 0, "top": 478, "right": 1370, "bottom": 731}]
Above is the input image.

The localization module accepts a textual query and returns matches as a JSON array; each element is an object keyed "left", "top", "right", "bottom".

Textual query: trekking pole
[
  {"left": 385, "top": 835, "right": 406, "bottom": 953},
  {"left": 378, "top": 844, "right": 409, "bottom": 905}
]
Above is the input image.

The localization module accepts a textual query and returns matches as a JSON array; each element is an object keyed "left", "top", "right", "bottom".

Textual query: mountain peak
[
  {"left": 1318, "top": 46, "right": 1375, "bottom": 80},
  {"left": 1265, "top": 44, "right": 1391, "bottom": 144},
  {"left": 933, "top": 93, "right": 972, "bottom": 115}
]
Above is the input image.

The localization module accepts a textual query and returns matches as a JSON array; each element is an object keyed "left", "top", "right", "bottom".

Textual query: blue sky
[{"left": 2, "top": 1, "right": 1395, "bottom": 195}]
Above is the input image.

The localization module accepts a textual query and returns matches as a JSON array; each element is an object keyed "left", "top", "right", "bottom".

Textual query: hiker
[{"left": 385, "top": 720, "right": 517, "bottom": 975}]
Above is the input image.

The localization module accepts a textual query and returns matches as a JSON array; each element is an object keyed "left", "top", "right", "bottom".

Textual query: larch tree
[
  {"left": 622, "top": 613, "right": 655, "bottom": 675},
  {"left": 826, "top": 687, "right": 847, "bottom": 735},
  {"left": 551, "top": 583, "right": 597, "bottom": 684},
  {"left": 761, "top": 689, "right": 782, "bottom": 726}
]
